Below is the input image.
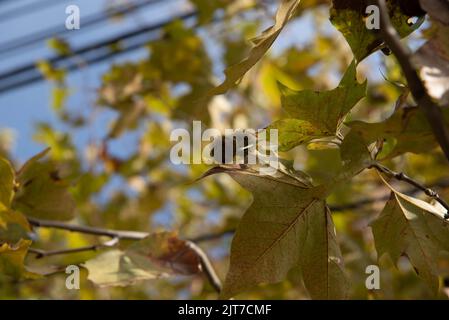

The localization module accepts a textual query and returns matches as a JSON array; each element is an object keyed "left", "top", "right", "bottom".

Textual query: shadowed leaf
[{"left": 371, "top": 177, "right": 449, "bottom": 293}]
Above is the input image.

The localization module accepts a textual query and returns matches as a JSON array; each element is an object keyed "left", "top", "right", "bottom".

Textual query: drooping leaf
[
  {"left": 371, "top": 177, "right": 449, "bottom": 293},
  {"left": 0, "top": 157, "right": 14, "bottom": 210},
  {"left": 209, "top": 0, "right": 301, "bottom": 95},
  {"left": 202, "top": 165, "right": 349, "bottom": 299},
  {"left": 275, "top": 61, "right": 366, "bottom": 149},
  {"left": 84, "top": 232, "right": 201, "bottom": 287},
  {"left": 330, "top": 0, "right": 424, "bottom": 62},
  {"left": 12, "top": 148, "right": 76, "bottom": 221}
]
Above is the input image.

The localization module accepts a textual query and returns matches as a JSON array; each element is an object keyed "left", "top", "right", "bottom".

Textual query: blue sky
[
  {"left": 0, "top": 0, "right": 189, "bottom": 162},
  {"left": 0, "top": 0, "right": 388, "bottom": 164}
]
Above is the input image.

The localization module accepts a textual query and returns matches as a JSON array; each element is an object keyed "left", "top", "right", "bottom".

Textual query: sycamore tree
[{"left": 1, "top": 0, "right": 449, "bottom": 299}]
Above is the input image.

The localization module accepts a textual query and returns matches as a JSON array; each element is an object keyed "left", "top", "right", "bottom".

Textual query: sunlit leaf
[
  {"left": 277, "top": 61, "right": 366, "bottom": 142},
  {"left": 414, "top": 21, "right": 449, "bottom": 106},
  {"left": 12, "top": 149, "right": 76, "bottom": 221},
  {"left": 209, "top": 0, "right": 301, "bottom": 95},
  {"left": 0, "top": 157, "right": 14, "bottom": 210},
  {"left": 84, "top": 232, "right": 201, "bottom": 287},
  {"left": 0, "top": 239, "right": 39, "bottom": 280},
  {"left": 267, "top": 119, "right": 325, "bottom": 151},
  {"left": 330, "top": 0, "right": 424, "bottom": 62}
]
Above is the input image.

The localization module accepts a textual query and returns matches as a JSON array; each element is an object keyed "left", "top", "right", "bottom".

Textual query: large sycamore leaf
[
  {"left": 203, "top": 165, "right": 349, "bottom": 299},
  {"left": 371, "top": 177, "right": 449, "bottom": 293},
  {"left": 273, "top": 61, "right": 366, "bottom": 151},
  {"left": 348, "top": 106, "right": 449, "bottom": 158},
  {"left": 12, "top": 149, "right": 76, "bottom": 221},
  {"left": 84, "top": 232, "right": 201, "bottom": 287},
  {"left": 0, "top": 157, "right": 14, "bottom": 210},
  {"left": 330, "top": 0, "right": 424, "bottom": 62},
  {"left": 209, "top": 0, "right": 301, "bottom": 95}
]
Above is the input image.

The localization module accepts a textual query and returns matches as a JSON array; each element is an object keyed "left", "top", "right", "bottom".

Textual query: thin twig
[
  {"left": 28, "top": 177, "right": 449, "bottom": 243},
  {"left": 28, "top": 219, "right": 222, "bottom": 293},
  {"left": 29, "top": 238, "right": 119, "bottom": 259},
  {"left": 28, "top": 217, "right": 149, "bottom": 240},
  {"left": 374, "top": 0, "right": 449, "bottom": 162},
  {"left": 370, "top": 162, "right": 449, "bottom": 219},
  {"left": 186, "top": 241, "right": 222, "bottom": 294}
]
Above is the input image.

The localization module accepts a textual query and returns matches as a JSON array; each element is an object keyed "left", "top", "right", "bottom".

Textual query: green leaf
[
  {"left": 267, "top": 119, "right": 325, "bottom": 151},
  {"left": 84, "top": 232, "right": 201, "bottom": 287},
  {"left": 339, "top": 129, "right": 372, "bottom": 179},
  {"left": 12, "top": 148, "right": 76, "bottom": 221},
  {"left": 371, "top": 177, "right": 449, "bottom": 293},
  {"left": 0, "top": 157, "right": 14, "bottom": 210},
  {"left": 203, "top": 165, "right": 349, "bottom": 299},
  {"left": 278, "top": 61, "right": 366, "bottom": 140},
  {"left": 330, "top": 0, "right": 424, "bottom": 62},
  {"left": 0, "top": 210, "right": 31, "bottom": 244},
  {"left": 0, "top": 239, "right": 39, "bottom": 280},
  {"left": 209, "top": 0, "right": 301, "bottom": 95}
]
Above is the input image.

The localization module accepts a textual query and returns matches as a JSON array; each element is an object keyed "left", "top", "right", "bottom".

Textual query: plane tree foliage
[{"left": 1, "top": 0, "right": 449, "bottom": 299}]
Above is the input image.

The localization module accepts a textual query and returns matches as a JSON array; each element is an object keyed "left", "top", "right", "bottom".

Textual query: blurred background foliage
[{"left": 0, "top": 0, "right": 448, "bottom": 299}]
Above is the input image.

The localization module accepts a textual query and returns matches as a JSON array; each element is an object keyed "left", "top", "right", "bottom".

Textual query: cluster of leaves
[{"left": 1, "top": 0, "right": 449, "bottom": 300}]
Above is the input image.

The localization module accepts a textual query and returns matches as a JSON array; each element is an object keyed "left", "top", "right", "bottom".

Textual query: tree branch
[
  {"left": 28, "top": 177, "right": 449, "bottom": 244},
  {"left": 28, "top": 217, "right": 149, "bottom": 240},
  {"left": 370, "top": 162, "right": 449, "bottom": 219},
  {"left": 28, "top": 219, "right": 222, "bottom": 293},
  {"left": 374, "top": 0, "right": 449, "bottom": 162},
  {"left": 186, "top": 241, "right": 222, "bottom": 294},
  {"left": 29, "top": 238, "right": 119, "bottom": 259}
]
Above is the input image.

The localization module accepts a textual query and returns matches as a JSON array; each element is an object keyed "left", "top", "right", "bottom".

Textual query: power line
[
  {"left": 0, "top": 0, "right": 164, "bottom": 57},
  {"left": 0, "top": 11, "right": 198, "bottom": 94},
  {"left": 0, "top": 0, "right": 64, "bottom": 22}
]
